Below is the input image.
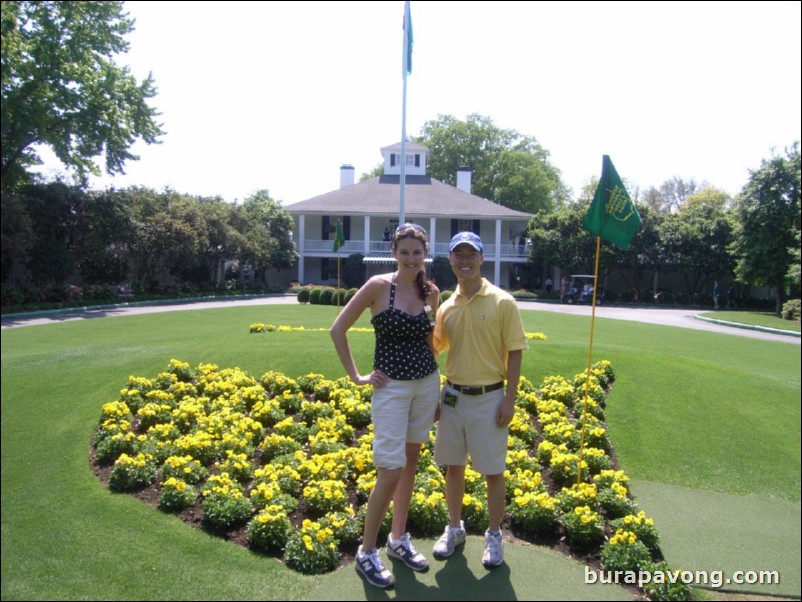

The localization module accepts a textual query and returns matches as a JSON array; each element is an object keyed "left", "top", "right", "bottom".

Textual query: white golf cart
[{"left": 562, "top": 274, "right": 604, "bottom": 304}]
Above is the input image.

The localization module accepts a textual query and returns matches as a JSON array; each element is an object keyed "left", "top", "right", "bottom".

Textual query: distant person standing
[
  {"left": 560, "top": 276, "right": 569, "bottom": 303},
  {"left": 712, "top": 280, "right": 721, "bottom": 310},
  {"left": 544, "top": 277, "right": 553, "bottom": 293},
  {"left": 727, "top": 285, "right": 737, "bottom": 309}
]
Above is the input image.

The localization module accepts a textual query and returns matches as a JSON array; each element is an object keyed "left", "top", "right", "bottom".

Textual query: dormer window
[{"left": 390, "top": 153, "right": 421, "bottom": 167}]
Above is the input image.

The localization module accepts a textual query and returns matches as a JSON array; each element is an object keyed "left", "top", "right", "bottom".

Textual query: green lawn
[
  {"left": 699, "top": 310, "right": 801, "bottom": 333},
  {"left": 2, "top": 304, "right": 799, "bottom": 600}
]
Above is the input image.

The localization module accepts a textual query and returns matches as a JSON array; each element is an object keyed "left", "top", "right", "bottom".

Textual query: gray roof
[
  {"left": 380, "top": 141, "right": 430, "bottom": 153},
  {"left": 285, "top": 175, "right": 531, "bottom": 220}
]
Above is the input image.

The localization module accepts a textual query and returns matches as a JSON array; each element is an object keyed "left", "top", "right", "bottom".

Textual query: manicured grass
[
  {"left": 699, "top": 310, "right": 801, "bottom": 333},
  {"left": 2, "top": 304, "right": 799, "bottom": 600}
]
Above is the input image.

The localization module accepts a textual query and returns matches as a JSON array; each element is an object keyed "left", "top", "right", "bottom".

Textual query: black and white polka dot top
[{"left": 371, "top": 276, "right": 438, "bottom": 381}]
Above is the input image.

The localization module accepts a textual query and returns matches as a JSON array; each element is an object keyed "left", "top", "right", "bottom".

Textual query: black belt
[{"left": 447, "top": 381, "right": 504, "bottom": 396}]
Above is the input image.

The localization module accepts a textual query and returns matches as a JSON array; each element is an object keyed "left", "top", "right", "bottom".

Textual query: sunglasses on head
[{"left": 395, "top": 223, "right": 426, "bottom": 234}]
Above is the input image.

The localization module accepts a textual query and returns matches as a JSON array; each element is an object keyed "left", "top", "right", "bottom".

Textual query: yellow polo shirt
[{"left": 434, "top": 279, "right": 528, "bottom": 386}]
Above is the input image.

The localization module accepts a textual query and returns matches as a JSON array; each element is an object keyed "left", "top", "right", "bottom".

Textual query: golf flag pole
[
  {"left": 399, "top": 0, "right": 412, "bottom": 224},
  {"left": 576, "top": 235, "right": 602, "bottom": 484},
  {"left": 576, "top": 156, "right": 640, "bottom": 484}
]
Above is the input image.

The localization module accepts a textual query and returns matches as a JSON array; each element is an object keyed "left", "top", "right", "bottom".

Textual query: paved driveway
[{"left": 2, "top": 296, "right": 799, "bottom": 344}]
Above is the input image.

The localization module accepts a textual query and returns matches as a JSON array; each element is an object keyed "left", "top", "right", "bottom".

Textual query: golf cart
[{"left": 562, "top": 274, "right": 605, "bottom": 305}]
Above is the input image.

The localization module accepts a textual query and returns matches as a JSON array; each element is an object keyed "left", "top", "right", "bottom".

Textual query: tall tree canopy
[
  {"left": 638, "top": 177, "right": 707, "bottom": 213},
  {"left": 731, "top": 143, "right": 801, "bottom": 314},
  {"left": 1, "top": 1, "right": 163, "bottom": 190},
  {"left": 416, "top": 114, "right": 568, "bottom": 214}
]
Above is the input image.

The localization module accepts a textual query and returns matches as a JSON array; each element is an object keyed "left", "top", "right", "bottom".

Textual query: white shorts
[
  {"left": 371, "top": 371, "right": 440, "bottom": 470},
  {"left": 434, "top": 387, "right": 507, "bottom": 475}
]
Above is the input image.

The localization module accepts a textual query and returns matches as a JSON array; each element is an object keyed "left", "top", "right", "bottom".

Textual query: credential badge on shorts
[{"left": 441, "top": 383, "right": 459, "bottom": 407}]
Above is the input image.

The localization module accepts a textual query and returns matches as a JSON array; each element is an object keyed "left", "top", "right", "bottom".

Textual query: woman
[{"left": 330, "top": 223, "right": 440, "bottom": 590}]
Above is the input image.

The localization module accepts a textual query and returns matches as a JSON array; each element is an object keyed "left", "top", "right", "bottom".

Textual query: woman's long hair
[{"left": 392, "top": 224, "right": 434, "bottom": 301}]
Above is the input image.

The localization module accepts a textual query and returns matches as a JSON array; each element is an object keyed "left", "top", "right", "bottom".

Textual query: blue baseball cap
[{"left": 449, "top": 231, "right": 483, "bottom": 253}]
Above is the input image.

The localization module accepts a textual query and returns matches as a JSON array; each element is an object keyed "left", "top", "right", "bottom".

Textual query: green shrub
[
  {"left": 248, "top": 505, "right": 292, "bottom": 551},
  {"left": 202, "top": 474, "right": 252, "bottom": 531},
  {"left": 344, "top": 288, "right": 359, "bottom": 304},
  {"left": 283, "top": 520, "right": 340, "bottom": 574},
  {"left": 781, "top": 298, "right": 800, "bottom": 321},
  {"left": 640, "top": 561, "right": 693, "bottom": 601},
  {"left": 331, "top": 288, "right": 347, "bottom": 306},
  {"left": 432, "top": 256, "right": 456, "bottom": 290},
  {"left": 320, "top": 511, "right": 362, "bottom": 547},
  {"left": 296, "top": 287, "right": 311, "bottom": 303},
  {"left": 318, "top": 287, "right": 335, "bottom": 305},
  {"left": 309, "top": 287, "right": 323, "bottom": 304},
  {"left": 343, "top": 253, "right": 366, "bottom": 288},
  {"left": 508, "top": 491, "right": 559, "bottom": 535},
  {"left": 159, "top": 478, "right": 198, "bottom": 511},
  {"left": 562, "top": 505, "right": 605, "bottom": 547},
  {"left": 600, "top": 530, "right": 651, "bottom": 572},
  {"left": 109, "top": 453, "right": 157, "bottom": 491}
]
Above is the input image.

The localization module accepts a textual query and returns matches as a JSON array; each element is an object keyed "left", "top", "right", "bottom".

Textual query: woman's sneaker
[
  {"left": 355, "top": 546, "right": 395, "bottom": 589},
  {"left": 482, "top": 529, "right": 504, "bottom": 567},
  {"left": 386, "top": 533, "right": 429, "bottom": 571},
  {"left": 432, "top": 521, "right": 466, "bottom": 559}
]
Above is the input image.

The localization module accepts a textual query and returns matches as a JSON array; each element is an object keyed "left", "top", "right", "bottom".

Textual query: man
[{"left": 432, "top": 232, "right": 528, "bottom": 568}]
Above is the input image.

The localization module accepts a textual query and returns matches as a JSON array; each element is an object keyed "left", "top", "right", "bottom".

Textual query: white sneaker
[
  {"left": 482, "top": 529, "right": 504, "bottom": 567},
  {"left": 387, "top": 533, "right": 429, "bottom": 571},
  {"left": 432, "top": 521, "right": 466, "bottom": 559},
  {"left": 355, "top": 545, "right": 395, "bottom": 589}
]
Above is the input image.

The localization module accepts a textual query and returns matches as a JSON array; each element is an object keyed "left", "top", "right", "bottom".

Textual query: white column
[
  {"left": 494, "top": 219, "right": 502, "bottom": 286},
  {"left": 364, "top": 215, "right": 371, "bottom": 254},
  {"left": 428, "top": 217, "right": 436, "bottom": 260},
  {"left": 297, "top": 214, "right": 305, "bottom": 283}
]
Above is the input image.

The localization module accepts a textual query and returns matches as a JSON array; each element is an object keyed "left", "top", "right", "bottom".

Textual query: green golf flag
[
  {"left": 332, "top": 221, "right": 346, "bottom": 252},
  {"left": 583, "top": 155, "right": 641, "bottom": 250}
]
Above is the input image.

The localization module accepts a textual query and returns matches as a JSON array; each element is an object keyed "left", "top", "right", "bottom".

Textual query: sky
[{"left": 34, "top": 0, "right": 802, "bottom": 205}]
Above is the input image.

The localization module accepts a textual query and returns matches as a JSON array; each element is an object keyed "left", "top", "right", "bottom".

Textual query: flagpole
[
  {"left": 399, "top": 0, "right": 411, "bottom": 225},
  {"left": 576, "top": 235, "right": 602, "bottom": 484},
  {"left": 337, "top": 247, "right": 342, "bottom": 313}
]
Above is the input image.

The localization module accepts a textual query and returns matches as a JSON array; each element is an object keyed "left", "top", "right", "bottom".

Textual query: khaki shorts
[
  {"left": 371, "top": 371, "right": 440, "bottom": 470},
  {"left": 434, "top": 387, "right": 507, "bottom": 475}
]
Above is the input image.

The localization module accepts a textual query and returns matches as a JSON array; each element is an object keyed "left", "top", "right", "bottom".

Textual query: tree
[
  {"left": 7, "top": 181, "right": 131, "bottom": 286},
  {"left": 684, "top": 186, "right": 732, "bottom": 212},
  {"left": 417, "top": 114, "right": 568, "bottom": 213},
  {"left": 1, "top": 1, "right": 163, "bottom": 190},
  {"left": 787, "top": 227, "right": 801, "bottom": 287},
  {"left": 231, "top": 190, "right": 297, "bottom": 287},
  {"left": 0, "top": 189, "right": 34, "bottom": 282},
  {"left": 611, "top": 205, "right": 664, "bottom": 299},
  {"left": 195, "top": 197, "right": 245, "bottom": 287},
  {"left": 526, "top": 205, "right": 616, "bottom": 275},
  {"left": 731, "top": 143, "right": 801, "bottom": 314},
  {"left": 119, "top": 186, "right": 194, "bottom": 288},
  {"left": 659, "top": 177, "right": 705, "bottom": 213},
  {"left": 660, "top": 201, "right": 734, "bottom": 296},
  {"left": 639, "top": 186, "right": 665, "bottom": 213}
]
